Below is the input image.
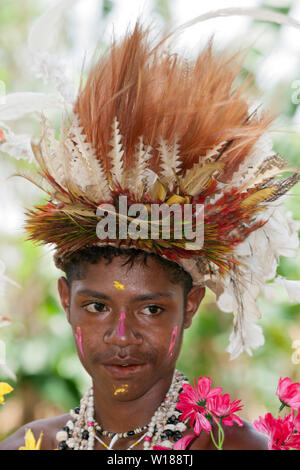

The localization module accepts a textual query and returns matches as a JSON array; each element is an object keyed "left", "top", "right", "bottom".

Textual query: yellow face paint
[
  {"left": 113, "top": 384, "right": 129, "bottom": 396},
  {"left": 113, "top": 281, "right": 125, "bottom": 290}
]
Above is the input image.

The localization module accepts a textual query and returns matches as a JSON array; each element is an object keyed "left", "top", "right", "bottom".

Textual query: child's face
[{"left": 58, "top": 255, "right": 204, "bottom": 401}]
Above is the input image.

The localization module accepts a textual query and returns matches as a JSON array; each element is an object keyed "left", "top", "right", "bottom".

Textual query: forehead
[{"left": 71, "top": 255, "right": 182, "bottom": 298}]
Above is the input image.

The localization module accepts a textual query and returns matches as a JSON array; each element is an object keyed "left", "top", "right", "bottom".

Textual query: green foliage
[
  {"left": 103, "top": 0, "right": 114, "bottom": 16},
  {"left": 154, "top": 0, "right": 171, "bottom": 21}
]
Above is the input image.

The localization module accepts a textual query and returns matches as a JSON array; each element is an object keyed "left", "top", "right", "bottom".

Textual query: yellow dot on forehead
[
  {"left": 113, "top": 281, "right": 125, "bottom": 290},
  {"left": 113, "top": 384, "right": 129, "bottom": 395}
]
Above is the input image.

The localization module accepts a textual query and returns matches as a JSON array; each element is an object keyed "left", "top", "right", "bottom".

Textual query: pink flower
[
  {"left": 153, "top": 434, "right": 196, "bottom": 451},
  {"left": 153, "top": 445, "right": 171, "bottom": 450},
  {"left": 176, "top": 376, "right": 222, "bottom": 435},
  {"left": 173, "top": 434, "right": 196, "bottom": 450},
  {"left": 253, "top": 412, "right": 300, "bottom": 450},
  {"left": 288, "top": 433, "right": 300, "bottom": 450},
  {"left": 276, "top": 377, "right": 300, "bottom": 410},
  {"left": 294, "top": 411, "right": 300, "bottom": 433},
  {"left": 253, "top": 413, "right": 274, "bottom": 437},
  {"left": 206, "top": 393, "right": 244, "bottom": 427}
]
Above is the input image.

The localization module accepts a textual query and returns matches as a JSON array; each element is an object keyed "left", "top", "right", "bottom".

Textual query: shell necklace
[{"left": 56, "top": 369, "right": 189, "bottom": 450}]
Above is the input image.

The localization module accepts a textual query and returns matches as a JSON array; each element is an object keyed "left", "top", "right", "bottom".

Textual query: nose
[{"left": 103, "top": 311, "right": 143, "bottom": 347}]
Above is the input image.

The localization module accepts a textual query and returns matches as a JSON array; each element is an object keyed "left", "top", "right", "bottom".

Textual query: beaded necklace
[
  {"left": 56, "top": 369, "right": 189, "bottom": 450},
  {"left": 94, "top": 429, "right": 149, "bottom": 450}
]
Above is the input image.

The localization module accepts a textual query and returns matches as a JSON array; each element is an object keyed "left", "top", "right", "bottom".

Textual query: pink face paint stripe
[
  {"left": 117, "top": 311, "right": 126, "bottom": 338},
  {"left": 168, "top": 325, "right": 179, "bottom": 358},
  {"left": 75, "top": 326, "right": 85, "bottom": 358}
]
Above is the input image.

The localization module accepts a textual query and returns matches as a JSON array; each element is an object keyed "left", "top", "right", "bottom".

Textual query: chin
[
  {"left": 112, "top": 381, "right": 151, "bottom": 402},
  {"left": 112, "top": 391, "right": 136, "bottom": 402}
]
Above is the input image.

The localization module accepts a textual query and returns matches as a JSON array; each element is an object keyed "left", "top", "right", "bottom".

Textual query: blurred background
[{"left": 0, "top": 0, "right": 300, "bottom": 442}]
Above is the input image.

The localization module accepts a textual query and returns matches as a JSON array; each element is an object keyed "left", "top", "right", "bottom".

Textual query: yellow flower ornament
[
  {"left": 19, "top": 428, "right": 43, "bottom": 450},
  {"left": 0, "top": 382, "right": 13, "bottom": 404}
]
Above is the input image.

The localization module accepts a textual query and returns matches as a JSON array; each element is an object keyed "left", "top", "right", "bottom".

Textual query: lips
[{"left": 102, "top": 358, "right": 146, "bottom": 378}]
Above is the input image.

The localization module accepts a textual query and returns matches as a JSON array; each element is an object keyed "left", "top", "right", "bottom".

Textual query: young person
[
  {"left": 1, "top": 7, "right": 299, "bottom": 450},
  {"left": 0, "top": 246, "right": 268, "bottom": 450}
]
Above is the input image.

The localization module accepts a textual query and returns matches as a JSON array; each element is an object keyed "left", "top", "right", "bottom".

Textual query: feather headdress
[{"left": 2, "top": 6, "right": 300, "bottom": 359}]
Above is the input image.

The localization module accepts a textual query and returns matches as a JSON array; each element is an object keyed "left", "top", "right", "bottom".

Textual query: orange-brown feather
[{"left": 74, "top": 21, "right": 273, "bottom": 182}]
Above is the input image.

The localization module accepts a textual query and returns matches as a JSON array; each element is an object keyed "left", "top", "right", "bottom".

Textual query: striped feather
[
  {"left": 66, "top": 114, "right": 110, "bottom": 201},
  {"left": 128, "top": 136, "right": 152, "bottom": 198},
  {"left": 108, "top": 117, "right": 124, "bottom": 186},
  {"left": 158, "top": 136, "right": 181, "bottom": 190}
]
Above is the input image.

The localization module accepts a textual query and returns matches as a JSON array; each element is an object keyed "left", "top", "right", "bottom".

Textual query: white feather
[
  {"left": 0, "top": 122, "right": 35, "bottom": 163},
  {"left": 214, "top": 203, "right": 300, "bottom": 358},
  {"left": 143, "top": 169, "right": 158, "bottom": 192},
  {"left": 203, "top": 141, "right": 227, "bottom": 162},
  {"left": 39, "top": 115, "right": 70, "bottom": 191},
  {"left": 30, "top": 52, "right": 76, "bottom": 103},
  {"left": 65, "top": 114, "right": 110, "bottom": 200},
  {"left": 0, "top": 92, "right": 65, "bottom": 121},
  {"left": 264, "top": 276, "right": 300, "bottom": 303},
  {"left": 158, "top": 136, "right": 181, "bottom": 189},
  {"left": 130, "top": 137, "right": 152, "bottom": 197},
  {"left": 27, "top": 0, "right": 79, "bottom": 102},
  {"left": 28, "top": 0, "right": 79, "bottom": 53},
  {"left": 281, "top": 279, "right": 300, "bottom": 303},
  {"left": 69, "top": 156, "right": 92, "bottom": 193},
  {"left": 215, "top": 270, "right": 264, "bottom": 360},
  {"left": 182, "top": 141, "right": 226, "bottom": 193},
  {"left": 227, "top": 319, "right": 265, "bottom": 360},
  {"left": 226, "top": 134, "right": 276, "bottom": 190},
  {"left": 169, "top": 7, "right": 300, "bottom": 41},
  {"left": 0, "top": 340, "right": 16, "bottom": 381},
  {"left": 108, "top": 117, "right": 124, "bottom": 185}
]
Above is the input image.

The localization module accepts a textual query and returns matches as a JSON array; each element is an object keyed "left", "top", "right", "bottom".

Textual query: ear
[
  {"left": 183, "top": 286, "right": 205, "bottom": 329},
  {"left": 57, "top": 276, "right": 71, "bottom": 323}
]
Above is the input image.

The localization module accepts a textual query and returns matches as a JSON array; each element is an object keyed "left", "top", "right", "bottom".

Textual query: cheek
[
  {"left": 74, "top": 326, "right": 85, "bottom": 358},
  {"left": 167, "top": 325, "right": 179, "bottom": 359}
]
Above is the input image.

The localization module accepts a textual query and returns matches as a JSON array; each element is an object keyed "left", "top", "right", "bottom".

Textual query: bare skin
[{"left": 0, "top": 255, "right": 268, "bottom": 450}]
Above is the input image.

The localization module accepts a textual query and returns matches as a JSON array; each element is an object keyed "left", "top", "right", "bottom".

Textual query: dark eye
[
  {"left": 84, "top": 302, "right": 109, "bottom": 313},
  {"left": 140, "top": 305, "right": 163, "bottom": 316}
]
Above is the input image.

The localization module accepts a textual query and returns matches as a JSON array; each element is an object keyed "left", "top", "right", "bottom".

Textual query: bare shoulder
[
  {"left": 0, "top": 413, "right": 70, "bottom": 450},
  {"left": 221, "top": 418, "right": 268, "bottom": 450},
  {"left": 191, "top": 418, "right": 268, "bottom": 450}
]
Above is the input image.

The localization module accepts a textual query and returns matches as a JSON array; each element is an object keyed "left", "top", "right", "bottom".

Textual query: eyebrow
[{"left": 74, "top": 288, "right": 174, "bottom": 302}]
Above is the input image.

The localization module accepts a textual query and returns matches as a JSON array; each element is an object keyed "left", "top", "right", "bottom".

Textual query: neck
[{"left": 92, "top": 369, "right": 176, "bottom": 433}]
